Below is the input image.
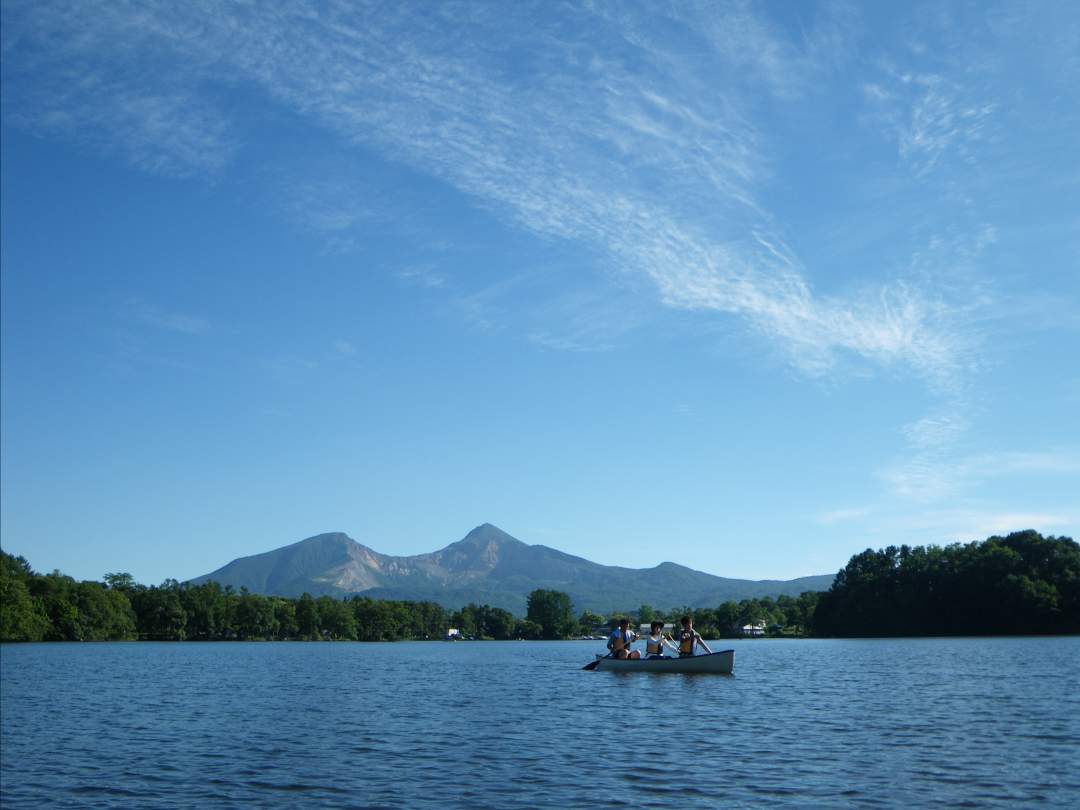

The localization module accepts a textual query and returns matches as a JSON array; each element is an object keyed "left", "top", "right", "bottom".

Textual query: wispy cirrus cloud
[
  {"left": 1, "top": 1, "right": 975, "bottom": 387},
  {"left": 862, "top": 68, "right": 997, "bottom": 179},
  {"left": 1, "top": 0, "right": 234, "bottom": 178},
  {"left": 816, "top": 506, "right": 874, "bottom": 526},
  {"left": 883, "top": 508, "right": 1075, "bottom": 543},
  {"left": 124, "top": 298, "right": 209, "bottom": 335},
  {"left": 970, "top": 512, "right": 1074, "bottom": 537},
  {"left": 903, "top": 81, "right": 995, "bottom": 178},
  {"left": 882, "top": 445, "right": 1080, "bottom": 502},
  {"left": 526, "top": 287, "right": 649, "bottom": 353},
  {"left": 818, "top": 504, "right": 1076, "bottom": 548},
  {"left": 396, "top": 264, "right": 448, "bottom": 290},
  {"left": 902, "top": 408, "right": 971, "bottom": 452}
]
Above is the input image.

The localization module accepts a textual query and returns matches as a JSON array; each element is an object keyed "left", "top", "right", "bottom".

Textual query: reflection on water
[{"left": 2, "top": 637, "right": 1078, "bottom": 808}]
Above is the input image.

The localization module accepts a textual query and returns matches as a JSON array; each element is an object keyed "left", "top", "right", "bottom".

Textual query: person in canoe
[
  {"left": 677, "top": 615, "right": 713, "bottom": 657},
  {"left": 645, "top": 620, "right": 679, "bottom": 658},
  {"left": 607, "top": 617, "right": 640, "bottom": 659}
]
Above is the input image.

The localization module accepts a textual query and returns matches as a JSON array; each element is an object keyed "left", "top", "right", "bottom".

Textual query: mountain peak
[
  {"left": 297, "top": 532, "right": 355, "bottom": 546},
  {"left": 427, "top": 524, "right": 526, "bottom": 575},
  {"left": 460, "top": 523, "right": 522, "bottom": 546},
  {"left": 189, "top": 525, "right": 835, "bottom": 613}
]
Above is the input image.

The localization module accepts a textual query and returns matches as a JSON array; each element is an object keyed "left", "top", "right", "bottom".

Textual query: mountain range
[{"left": 188, "top": 523, "right": 835, "bottom": 614}]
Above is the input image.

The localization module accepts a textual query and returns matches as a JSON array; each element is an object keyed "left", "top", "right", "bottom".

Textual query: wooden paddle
[{"left": 582, "top": 654, "right": 611, "bottom": 670}]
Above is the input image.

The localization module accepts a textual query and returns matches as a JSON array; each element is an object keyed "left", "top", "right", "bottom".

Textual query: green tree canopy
[
  {"left": 577, "top": 610, "right": 605, "bottom": 634},
  {"left": 525, "top": 589, "right": 575, "bottom": 639},
  {"left": 812, "top": 531, "right": 1080, "bottom": 636},
  {"left": 0, "top": 552, "right": 50, "bottom": 641}
]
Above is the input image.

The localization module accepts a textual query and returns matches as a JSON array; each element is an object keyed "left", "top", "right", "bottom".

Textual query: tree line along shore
[{"left": 2, "top": 531, "right": 1076, "bottom": 642}]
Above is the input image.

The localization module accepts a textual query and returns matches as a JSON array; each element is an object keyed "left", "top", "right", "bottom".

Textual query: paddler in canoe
[
  {"left": 645, "top": 620, "right": 679, "bottom": 658},
  {"left": 607, "top": 617, "right": 640, "bottom": 659},
  {"left": 677, "top": 614, "right": 713, "bottom": 657}
]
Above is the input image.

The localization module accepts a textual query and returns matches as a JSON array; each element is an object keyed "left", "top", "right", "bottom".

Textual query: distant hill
[{"left": 188, "top": 523, "right": 834, "bottom": 614}]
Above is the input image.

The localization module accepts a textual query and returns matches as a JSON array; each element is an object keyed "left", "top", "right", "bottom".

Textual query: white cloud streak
[
  {"left": 125, "top": 298, "right": 209, "bottom": 335},
  {"left": 862, "top": 64, "right": 997, "bottom": 180},
  {"left": 396, "top": 265, "right": 448, "bottom": 290},
  {"left": 886, "top": 508, "right": 1076, "bottom": 543},
  {"left": 526, "top": 287, "right": 647, "bottom": 353},
  {"left": 1, "top": 0, "right": 977, "bottom": 387},
  {"left": 9, "top": 0, "right": 1025, "bottom": 511},
  {"left": 882, "top": 445, "right": 1080, "bottom": 502},
  {"left": 817, "top": 506, "right": 873, "bottom": 526},
  {"left": 2, "top": 0, "right": 234, "bottom": 177}
]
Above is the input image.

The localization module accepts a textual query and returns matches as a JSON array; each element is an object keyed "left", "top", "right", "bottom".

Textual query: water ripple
[{"left": 2, "top": 638, "right": 1079, "bottom": 808}]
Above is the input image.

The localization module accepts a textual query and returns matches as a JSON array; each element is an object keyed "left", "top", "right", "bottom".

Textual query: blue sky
[{"left": 2, "top": 1, "right": 1078, "bottom": 586}]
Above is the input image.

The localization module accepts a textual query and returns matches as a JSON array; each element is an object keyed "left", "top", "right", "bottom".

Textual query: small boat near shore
[{"left": 585, "top": 649, "right": 734, "bottom": 674}]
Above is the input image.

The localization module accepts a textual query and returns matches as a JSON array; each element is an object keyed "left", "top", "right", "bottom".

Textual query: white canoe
[{"left": 589, "top": 649, "right": 734, "bottom": 674}]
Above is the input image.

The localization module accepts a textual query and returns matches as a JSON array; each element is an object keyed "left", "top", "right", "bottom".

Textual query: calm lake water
[{"left": 2, "top": 637, "right": 1078, "bottom": 808}]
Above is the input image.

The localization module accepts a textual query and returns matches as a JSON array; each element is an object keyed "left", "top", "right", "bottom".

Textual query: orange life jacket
[
  {"left": 611, "top": 628, "right": 631, "bottom": 651},
  {"left": 679, "top": 629, "right": 696, "bottom": 655}
]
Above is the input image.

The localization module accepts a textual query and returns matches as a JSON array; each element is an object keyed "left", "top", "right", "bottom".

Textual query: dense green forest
[
  {"left": 0, "top": 552, "right": 514, "bottom": 642},
  {"left": 4, "top": 531, "right": 1075, "bottom": 642},
  {"left": 811, "top": 531, "right": 1080, "bottom": 636},
  {"left": 0, "top": 551, "right": 811, "bottom": 642}
]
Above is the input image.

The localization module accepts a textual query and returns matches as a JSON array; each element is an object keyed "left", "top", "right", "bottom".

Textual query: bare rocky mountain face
[{"left": 188, "top": 523, "right": 834, "bottom": 614}]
